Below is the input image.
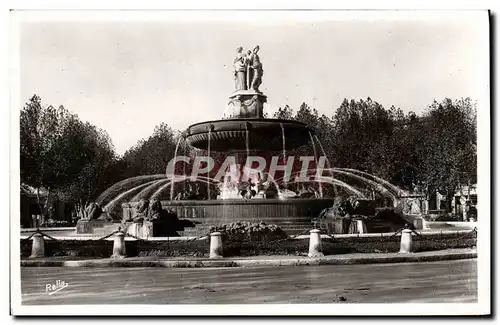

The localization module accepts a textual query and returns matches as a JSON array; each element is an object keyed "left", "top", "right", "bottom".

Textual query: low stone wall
[
  {"left": 76, "top": 220, "right": 121, "bottom": 235},
  {"left": 425, "top": 221, "right": 477, "bottom": 230},
  {"left": 123, "top": 198, "right": 336, "bottom": 236}
]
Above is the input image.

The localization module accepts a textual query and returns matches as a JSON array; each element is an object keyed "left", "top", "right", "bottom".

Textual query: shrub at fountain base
[
  {"left": 209, "top": 221, "right": 288, "bottom": 243},
  {"left": 40, "top": 219, "right": 74, "bottom": 228}
]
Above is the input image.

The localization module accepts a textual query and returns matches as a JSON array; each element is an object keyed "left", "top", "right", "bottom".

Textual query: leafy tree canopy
[{"left": 20, "top": 95, "right": 119, "bottom": 216}]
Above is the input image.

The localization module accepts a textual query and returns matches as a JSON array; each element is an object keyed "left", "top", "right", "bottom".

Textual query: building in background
[{"left": 451, "top": 184, "right": 477, "bottom": 221}]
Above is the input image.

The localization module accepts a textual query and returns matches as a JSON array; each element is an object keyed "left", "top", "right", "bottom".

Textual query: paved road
[{"left": 21, "top": 259, "right": 477, "bottom": 305}]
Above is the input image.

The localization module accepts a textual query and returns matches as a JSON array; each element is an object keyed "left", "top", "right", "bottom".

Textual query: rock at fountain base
[
  {"left": 124, "top": 220, "right": 181, "bottom": 239},
  {"left": 327, "top": 218, "right": 348, "bottom": 234},
  {"left": 226, "top": 90, "right": 267, "bottom": 119},
  {"left": 125, "top": 222, "right": 150, "bottom": 239}
]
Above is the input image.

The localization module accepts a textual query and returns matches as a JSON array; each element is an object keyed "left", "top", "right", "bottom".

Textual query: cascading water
[
  {"left": 317, "top": 176, "right": 364, "bottom": 197},
  {"left": 96, "top": 174, "right": 166, "bottom": 207},
  {"left": 152, "top": 178, "right": 176, "bottom": 200},
  {"left": 169, "top": 136, "right": 183, "bottom": 201},
  {"left": 183, "top": 137, "right": 188, "bottom": 193},
  {"left": 104, "top": 179, "right": 163, "bottom": 215},
  {"left": 314, "top": 134, "right": 337, "bottom": 197},
  {"left": 207, "top": 128, "right": 211, "bottom": 200},
  {"left": 280, "top": 123, "right": 286, "bottom": 161},
  {"left": 245, "top": 124, "right": 250, "bottom": 192},
  {"left": 131, "top": 179, "right": 171, "bottom": 202},
  {"left": 328, "top": 168, "right": 398, "bottom": 202},
  {"left": 245, "top": 124, "right": 250, "bottom": 158},
  {"left": 337, "top": 168, "right": 406, "bottom": 197},
  {"left": 309, "top": 131, "right": 323, "bottom": 198},
  {"left": 280, "top": 123, "right": 287, "bottom": 188}
]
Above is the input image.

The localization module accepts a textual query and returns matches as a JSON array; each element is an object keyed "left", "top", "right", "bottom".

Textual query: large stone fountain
[
  {"left": 167, "top": 45, "right": 337, "bottom": 235},
  {"left": 77, "top": 45, "right": 423, "bottom": 238}
]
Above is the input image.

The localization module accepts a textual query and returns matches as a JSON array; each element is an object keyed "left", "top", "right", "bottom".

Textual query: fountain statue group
[
  {"left": 226, "top": 45, "right": 267, "bottom": 119},
  {"left": 233, "top": 45, "right": 263, "bottom": 92}
]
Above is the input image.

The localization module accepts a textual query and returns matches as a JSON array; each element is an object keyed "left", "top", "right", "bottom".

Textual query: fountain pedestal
[
  {"left": 226, "top": 90, "right": 267, "bottom": 119},
  {"left": 121, "top": 198, "right": 336, "bottom": 237},
  {"left": 124, "top": 220, "right": 168, "bottom": 239},
  {"left": 125, "top": 221, "right": 155, "bottom": 239}
]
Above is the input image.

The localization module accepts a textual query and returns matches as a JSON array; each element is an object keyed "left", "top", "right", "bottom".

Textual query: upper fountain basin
[{"left": 184, "top": 118, "right": 313, "bottom": 152}]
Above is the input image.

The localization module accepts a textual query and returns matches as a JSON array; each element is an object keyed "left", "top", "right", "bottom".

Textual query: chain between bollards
[
  {"left": 24, "top": 228, "right": 61, "bottom": 242},
  {"left": 98, "top": 227, "right": 123, "bottom": 241},
  {"left": 410, "top": 226, "right": 477, "bottom": 243},
  {"left": 186, "top": 232, "right": 212, "bottom": 242}
]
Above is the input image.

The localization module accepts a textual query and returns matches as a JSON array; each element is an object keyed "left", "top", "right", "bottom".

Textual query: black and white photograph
[{"left": 8, "top": 8, "right": 491, "bottom": 316}]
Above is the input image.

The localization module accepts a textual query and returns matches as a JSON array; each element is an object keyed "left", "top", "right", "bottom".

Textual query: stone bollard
[
  {"left": 399, "top": 229, "right": 413, "bottom": 253},
  {"left": 355, "top": 219, "right": 367, "bottom": 234},
  {"left": 30, "top": 233, "right": 45, "bottom": 258},
  {"left": 308, "top": 229, "right": 324, "bottom": 258},
  {"left": 209, "top": 232, "right": 223, "bottom": 259},
  {"left": 111, "top": 231, "right": 126, "bottom": 259}
]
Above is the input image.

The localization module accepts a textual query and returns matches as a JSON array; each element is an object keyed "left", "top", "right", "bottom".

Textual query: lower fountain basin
[
  {"left": 184, "top": 118, "right": 312, "bottom": 151},
  {"left": 122, "top": 198, "right": 336, "bottom": 236}
]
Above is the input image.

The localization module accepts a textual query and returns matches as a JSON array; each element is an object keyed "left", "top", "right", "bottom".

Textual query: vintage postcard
[{"left": 9, "top": 9, "right": 491, "bottom": 316}]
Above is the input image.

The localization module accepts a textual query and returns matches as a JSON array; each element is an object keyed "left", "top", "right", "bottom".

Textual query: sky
[{"left": 18, "top": 11, "right": 489, "bottom": 155}]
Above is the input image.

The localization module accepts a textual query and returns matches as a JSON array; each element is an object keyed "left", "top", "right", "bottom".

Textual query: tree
[
  {"left": 270, "top": 97, "right": 477, "bottom": 207},
  {"left": 389, "top": 108, "right": 421, "bottom": 190},
  {"left": 332, "top": 98, "right": 397, "bottom": 179},
  {"left": 121, "top": 123, "right": 180, "bottom": 177},
  {"left": 415, "top": 98, "right": 477, "bottom": 212},
  {"left": 273, "top": 105, "right": 294, "bottom": 120},
  {"left": 20, "top": 95, "right": 118, "bottom": 219},
  {"left": 20, "top": 95, "right": 64, "bottom": 215},
  {"left": 54, "top": 115, "right": 118, "bottom": 217}
]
